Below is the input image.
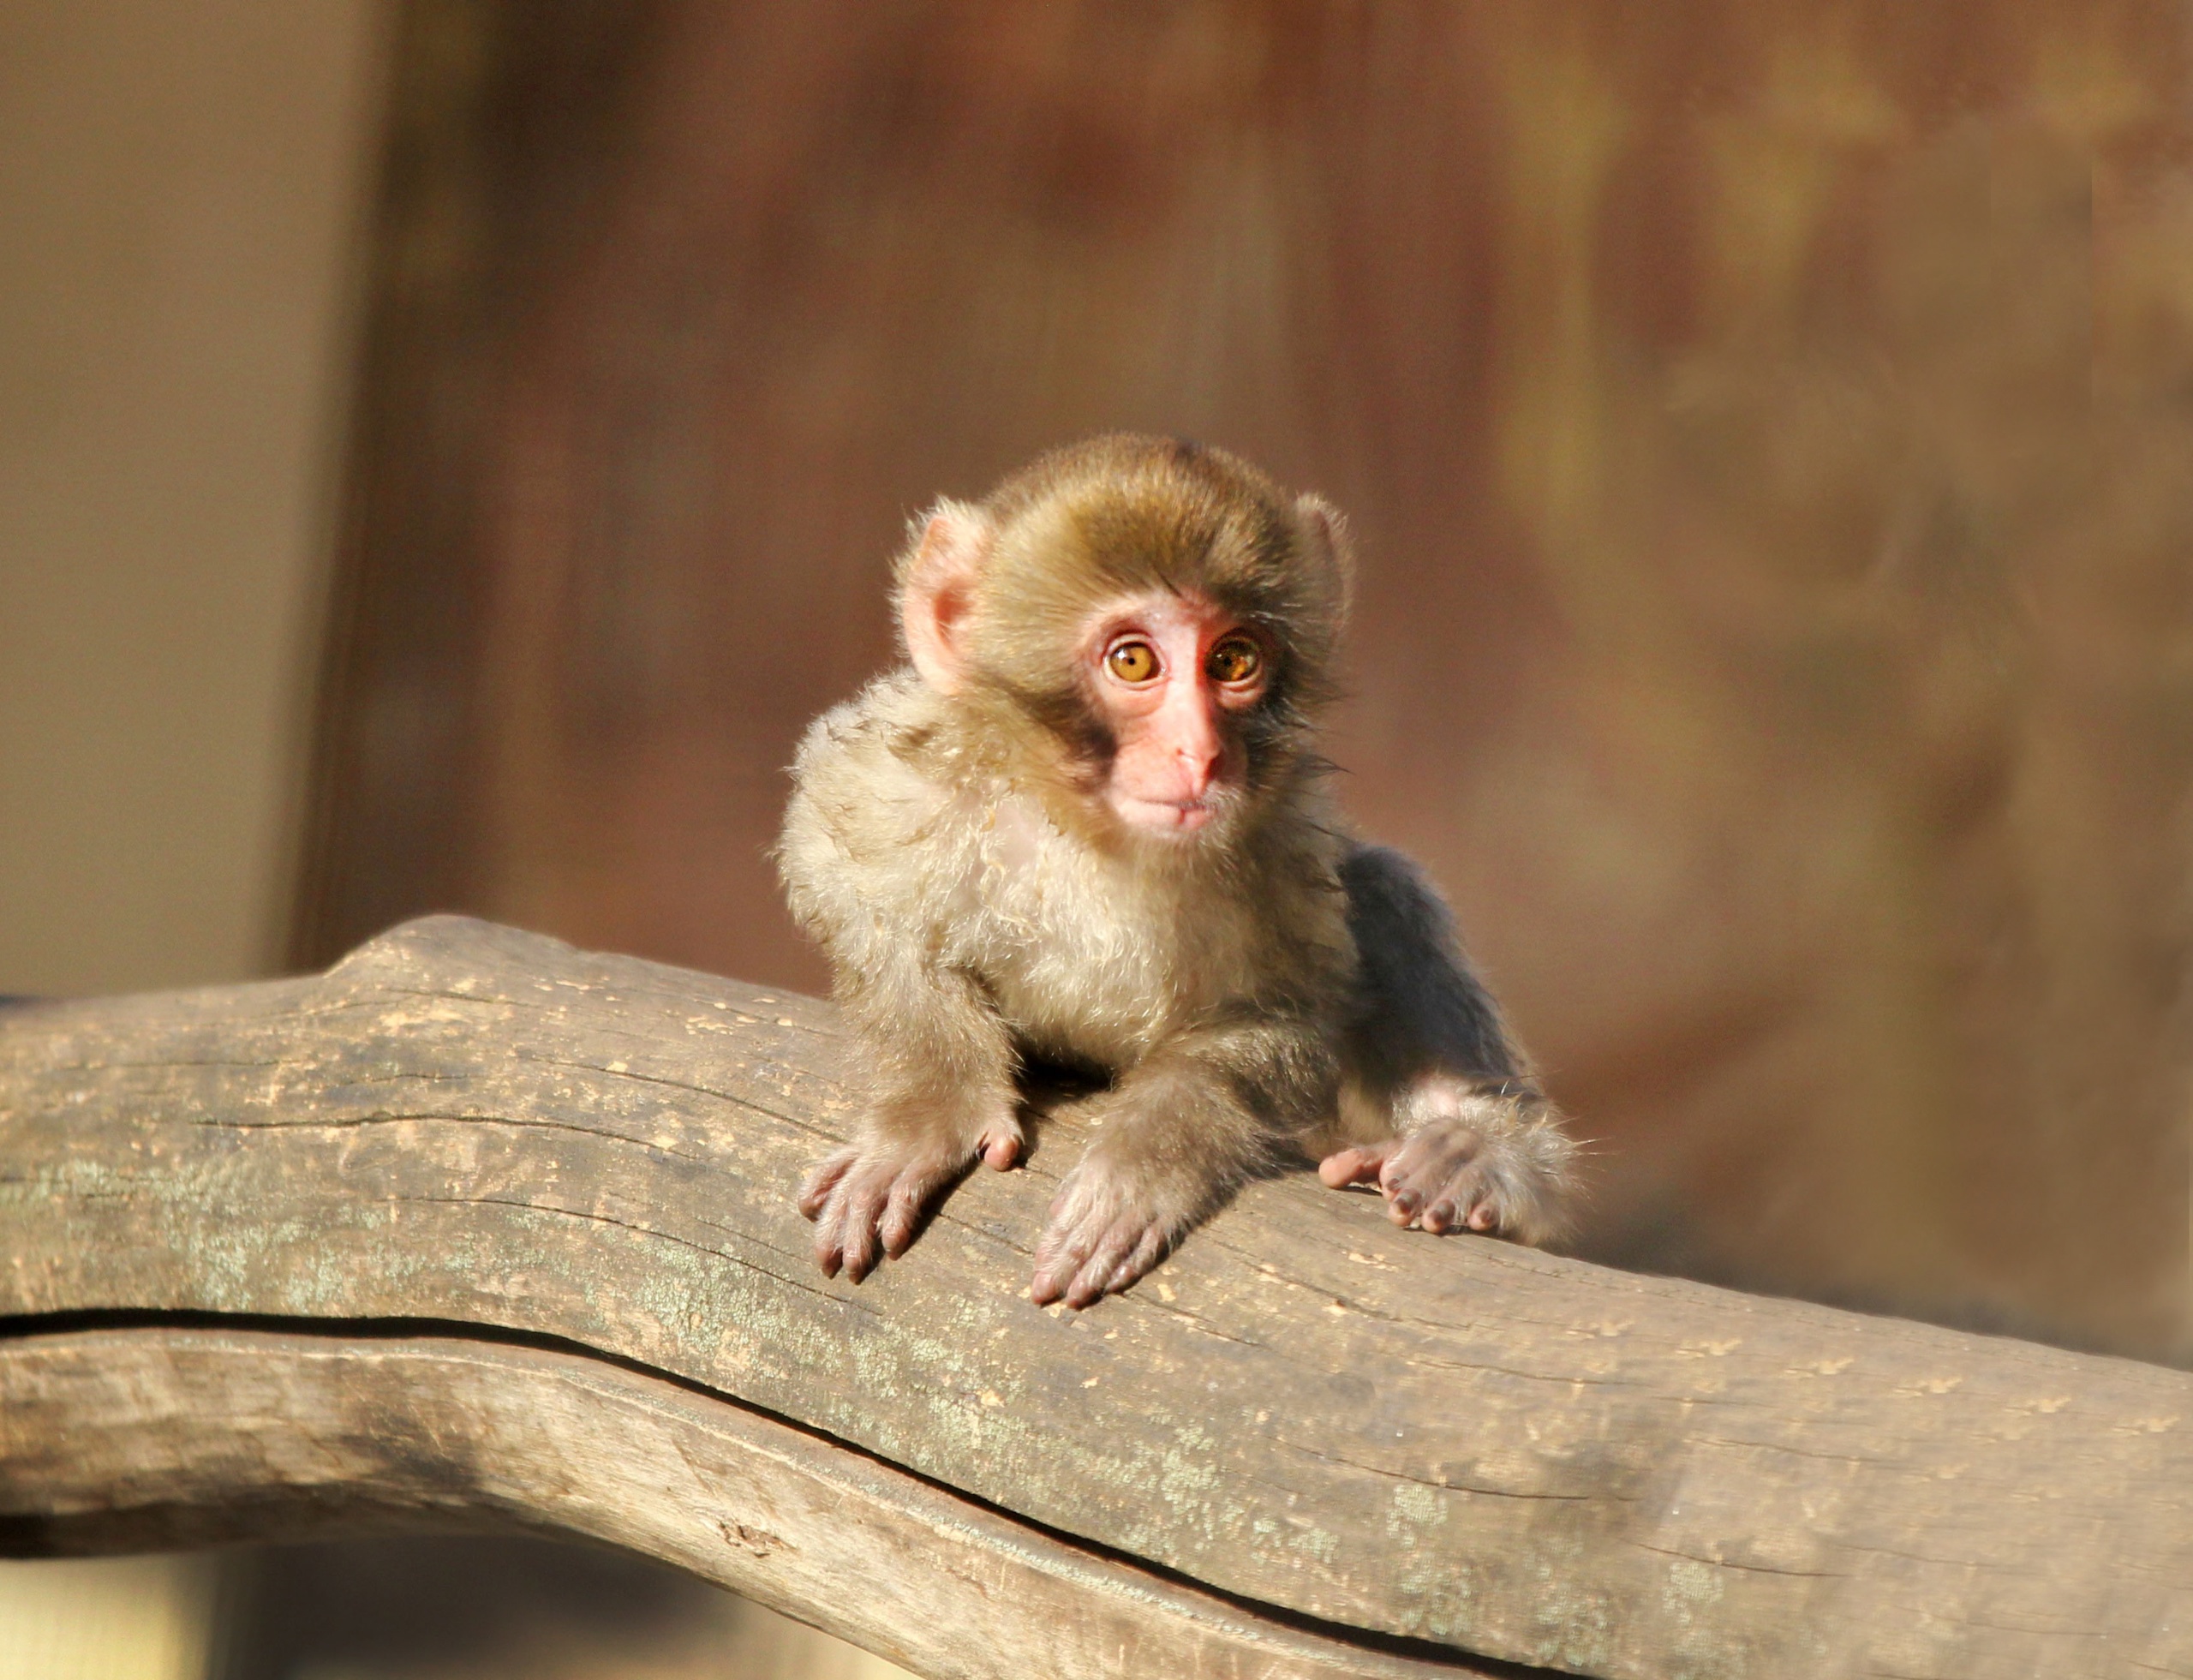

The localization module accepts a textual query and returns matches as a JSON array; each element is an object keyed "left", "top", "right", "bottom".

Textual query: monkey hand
[
  {"left": 1030, "top": 1154, "right": 1192, "bottom": 1309},
  {"left": 799, "top": 1115, "right": 1024, "bottom": 1283},
  {"left": 1318, "top": 1083, "right": 1572, "bottom": 1247}
]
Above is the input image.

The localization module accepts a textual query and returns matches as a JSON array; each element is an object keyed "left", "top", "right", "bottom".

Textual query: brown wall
[
  {"left": 0, "top": 6, "right": 386, "bottom": 1672},
  {"left": 306, "top": 2, "right": 2193, "bottom": 1359},
  {"left": 0, "top": 0, "right": 387, "bottom": 996}
]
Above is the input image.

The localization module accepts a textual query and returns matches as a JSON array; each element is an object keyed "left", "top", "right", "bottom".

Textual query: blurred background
[{"left": 4, "top": 1, "right": 2190, "bottom": 1676}]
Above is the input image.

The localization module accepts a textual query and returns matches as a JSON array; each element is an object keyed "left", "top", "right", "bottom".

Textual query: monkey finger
[
  {"left": 831, "top": 1172, "right": 897, "bottom": 1283},
  {"left": 878, "top": 1165, "right": 948, "bottom": 1257},
  {"left": 1317, "top": 1145, "right": 1392, "bottom": 1188},
  {"left": 798, "top": 1145, "right": 862, "bottom": 1220},
  {"left": 1031, "top": 1239, "right": 1093, "bottom": 1306},
  {"left": 1415, "top": 1161, "right": 1510, "bottom": 1238},
  {"left": 1377, "top": 1148, "right": 1437, "bottom": 1223},
  {"left": 810, "top": 1169, "right": 874, "bottom": 1273},
  {"left": 1063, "top": 1217, "right": 1147, "bottom": 1309},
  {"left": 1379, "top": 1128, "right": 1483, "bottom": 1204},
  {"left": 1031, "top": 1211, "right": 1108, "bottom": 1306},
  {"left": 978, "top": 1124, "right": 1024, "bottom": 1170},
  {"left": 1102, "top": 1224, "right": 1171, "bottom": 1297},
  {"left": 1028, "top": 1242, "right": 1073, "bottom": 1306},
  {"left": 812, "top": 1190, "right": 853, "bottom": 1277},
  {"left": 837, "top": 1217, "right": 883, "bottom": 1284}
]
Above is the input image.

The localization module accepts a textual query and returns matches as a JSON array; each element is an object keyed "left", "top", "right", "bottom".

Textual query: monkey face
[
  {"left": 1079, "top": 591, "right": 1273, "bottom": 837},
  {"left": 893, "top": 435, "right": 1351, "bottom": 848}
]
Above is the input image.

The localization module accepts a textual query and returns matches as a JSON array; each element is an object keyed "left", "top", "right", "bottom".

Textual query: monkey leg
[
  {"left": 798, "top": 971, "right": 1022, "bottom": 1282},
  {"left": 1317, "top": 1075, "right": 1575, "bottom": 1247},
  {"left": 1031, "top": 1022, "right": 1332, "bottom": 1309}
]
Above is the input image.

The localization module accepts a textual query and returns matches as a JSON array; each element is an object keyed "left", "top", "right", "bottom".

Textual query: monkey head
[{"left": 894, "top": 434, "right": 1352, "bottom": 844}]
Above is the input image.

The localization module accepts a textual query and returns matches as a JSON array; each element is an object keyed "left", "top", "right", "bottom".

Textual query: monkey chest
[{"left": 955, "top": 845, "right": 1259, "bottom": 1069}]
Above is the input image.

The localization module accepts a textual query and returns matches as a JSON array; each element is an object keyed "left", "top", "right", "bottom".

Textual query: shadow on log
[{"left": 2, "top": 917, "right": 2189, "bottom": 1680}]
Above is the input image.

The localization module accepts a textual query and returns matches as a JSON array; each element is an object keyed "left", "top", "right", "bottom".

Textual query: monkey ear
[
  {"left": 896, "top": 499, "right": 991, "bottom": 696},
  {"left": 1294, "top": 494, "right": 1355, "bottom": 625}
]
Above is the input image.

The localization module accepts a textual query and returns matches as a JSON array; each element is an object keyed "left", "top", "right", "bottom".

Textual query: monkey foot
[
  {"left": 1030, "top": 1166, "right": 1180, "bottom": 1309},
  {"left": 799, "top": 1124, "right": 1021, "bottom": 1282},
  {"left": 1318, "top": 1114, "right": 1567, "bottom": 1247}
]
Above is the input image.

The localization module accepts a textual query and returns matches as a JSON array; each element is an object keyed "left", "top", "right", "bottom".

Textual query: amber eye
[
  {"left": 1106, "top": 640, "right": 1159, "bottom": 684},
  {"left": 1205, "top": 637, "right": 1263, "bottom": 685}
]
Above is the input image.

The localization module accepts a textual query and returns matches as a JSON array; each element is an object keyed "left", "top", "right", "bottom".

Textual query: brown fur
[{"left": 780, "top": 435, "right": 1575, "bottom": 1306}]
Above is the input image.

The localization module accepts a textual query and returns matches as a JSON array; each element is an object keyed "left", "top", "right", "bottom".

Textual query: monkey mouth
[{"left": 1113, "top": 793, "right": 1222, "bottom": 835}]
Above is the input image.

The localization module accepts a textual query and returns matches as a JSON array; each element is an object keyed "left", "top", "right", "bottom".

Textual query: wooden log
[
  {"left": 2, "top": 915, "right": 2190, "bottom": 1680},
  {"left": 0, "top": 1324, "right": 1483, "bottom": 1680}
]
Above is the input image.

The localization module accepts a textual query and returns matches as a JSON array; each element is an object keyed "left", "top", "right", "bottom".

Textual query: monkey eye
[
  {"left": 1105, "top": 640, "right": 1160, "bottom": 684},
  {"left": 1205, "top": 637, "right": 1263, "bottom": 685}
]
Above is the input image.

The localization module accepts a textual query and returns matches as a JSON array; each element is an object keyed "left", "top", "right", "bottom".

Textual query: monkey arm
[
  {"left": 1031, "top": 1013, "right": 1338, "bottom": 1308},
  {"left": 1336, "top": 842, "right": 1522, "bottom": 1090},
  {"left": 798, "top": 960, "right": 1023, "bottom": 1282},
  {"left": 1324, "top": 844, "right": 1576, "bottom": 1247}
]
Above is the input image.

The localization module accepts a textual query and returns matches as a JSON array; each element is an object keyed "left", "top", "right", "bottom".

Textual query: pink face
[{"left": 1082, "top": 593, "right": 1271, "bottom": 836}]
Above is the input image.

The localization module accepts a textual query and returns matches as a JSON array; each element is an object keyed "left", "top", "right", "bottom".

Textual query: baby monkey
[{"left": 781, "top": 434, "right": 1575, "bottom": 1307}]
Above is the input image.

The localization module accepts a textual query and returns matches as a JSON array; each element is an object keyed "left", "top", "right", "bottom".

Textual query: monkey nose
[
  {"left": 1155, "top": 688, "right": 1224, "bottom": 794},
  {"left": 1174, "top": 734, "right": 1221, "bottom": 786}
]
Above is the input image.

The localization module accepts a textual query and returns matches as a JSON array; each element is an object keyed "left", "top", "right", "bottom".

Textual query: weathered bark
[
  {"left": 0, "top": 1324, "right": 1482, "bottom": 1680},
  {"left": 2, "top": 916, "right": 2189, "bottom": 1680}
]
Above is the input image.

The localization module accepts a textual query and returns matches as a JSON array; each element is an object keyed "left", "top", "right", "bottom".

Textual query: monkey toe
[
  {"left": 978, "top": 1124, "right": 1025, "bottom": 1170},
  {"left": 811, "top": 1165, "right": 899, "bottom": 1282},
  {"left": 809, "top": 1186, "right": 853, "bottom": 1275}
]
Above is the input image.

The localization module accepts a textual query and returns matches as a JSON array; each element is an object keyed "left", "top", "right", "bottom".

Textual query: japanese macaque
[{"left": 780, "top": 435, "right": 1575, "bottom": 1307}]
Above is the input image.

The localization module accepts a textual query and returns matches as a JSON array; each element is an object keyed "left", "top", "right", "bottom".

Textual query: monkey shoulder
[{"left": 779, "top": 673, "right": 991, "bottom": 946}]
